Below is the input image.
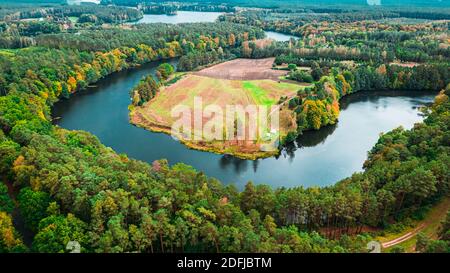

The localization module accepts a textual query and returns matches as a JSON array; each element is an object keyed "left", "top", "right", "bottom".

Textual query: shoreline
[{"left": 129, "top": 108, "right": 280, "bottom": 160}]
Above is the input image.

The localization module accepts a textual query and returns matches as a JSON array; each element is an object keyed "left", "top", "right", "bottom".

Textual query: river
[
  {"left": 53, "top": 58, "right": 435, "bottom": 189},
  {"left": 53, "top": 11, "right": 435, "bottom": 189}
]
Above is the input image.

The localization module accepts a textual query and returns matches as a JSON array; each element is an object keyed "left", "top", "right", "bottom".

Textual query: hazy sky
[
  {"left": 367, "top": 0, "right": 382, "bottom": 5},
  {"left": 67, "top": 0, "right": 100, "bottom": 5}
]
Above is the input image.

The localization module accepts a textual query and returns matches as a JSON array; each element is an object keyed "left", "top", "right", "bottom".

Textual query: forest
[
  {"left": 0, "top": 1, "right": 449, "bottom": 253},
  {"left": 0, "top": 3, "right": 143, "bottom": 22},
  {"left": 0, "top": 3, "right": 145, "bottom": 48}
]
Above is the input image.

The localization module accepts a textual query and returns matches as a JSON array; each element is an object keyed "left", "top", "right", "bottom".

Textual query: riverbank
[{"left": 129, "top": 109, "right": 279, "bottom": 160}]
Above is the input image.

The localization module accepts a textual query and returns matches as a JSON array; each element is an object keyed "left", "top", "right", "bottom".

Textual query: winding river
[
  {"left": 53, "top": 59, "right": 435, "bottom": 189},
  {"left": 53, "top": 12, "right": 436, "bottom": 189}
]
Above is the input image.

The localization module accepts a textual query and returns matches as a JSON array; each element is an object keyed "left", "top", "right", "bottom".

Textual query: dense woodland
[
  {"left": 0, "top": 4, "right": 143, "bottom": 22},
  {"left": 0, "top": 1, "right": 449, "bottom": 253},
  {"left": 0, "top": 3, "right": 144, "bottom": 48}
]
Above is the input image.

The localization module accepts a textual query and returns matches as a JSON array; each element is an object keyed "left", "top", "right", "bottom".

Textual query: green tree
[
  {"left": 390, "top": 245, "right": 405, "bottom": 253},
  {"left": 156, "top": 63, "right": 174, "bottom": 81},
  {"left": 0, "top": 140, "right": 20, "bottom": 176},
  {"left": 17, "top": 187, "right": 51, "bottom": 232},
  {"left": 0, "top": 184, "right": 14, "bottom": 213},
  {"left": 32, "top": 213, "right": 88, "bottom": 253},
  {"left": 240, "top": 182, "right": 257, "bottom": 213}
]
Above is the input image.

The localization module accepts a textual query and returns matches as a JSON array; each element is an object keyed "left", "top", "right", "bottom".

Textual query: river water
[{"left": 53, "top": 58, "right": 435, "bottom": 189}]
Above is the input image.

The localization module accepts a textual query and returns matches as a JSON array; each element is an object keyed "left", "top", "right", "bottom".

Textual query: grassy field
[
  {"left": 133, "top": 74, "right": 300, "bottom": 125},
  {"left": 130, "top": 73, "right": 302, "bottom": 159},
  {"left": 243, "top": 81, "right": 287, "bottom": 106},
  {"left": 68, "top": 16, "right": 79, "bottom": 24}
]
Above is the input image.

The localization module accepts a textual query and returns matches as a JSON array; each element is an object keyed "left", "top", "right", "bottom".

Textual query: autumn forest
[{"left": 0, "top": 0, "right": 449, "bottom": 255}]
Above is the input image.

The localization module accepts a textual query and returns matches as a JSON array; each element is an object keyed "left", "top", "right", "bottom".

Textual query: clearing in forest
[
  {"left": 193, "top": 58, "right": 288, "bottom": 81},
  {"left": 130, "top": 58, "right": 305, "bottom": 159}
]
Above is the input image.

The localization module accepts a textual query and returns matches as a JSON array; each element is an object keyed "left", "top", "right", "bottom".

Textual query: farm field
[
  {"left": 130, "top": 59, "right": 305, "bottom": 159},
  {"left": 193, "top": 58, "right": 288, "bottom": 81}
]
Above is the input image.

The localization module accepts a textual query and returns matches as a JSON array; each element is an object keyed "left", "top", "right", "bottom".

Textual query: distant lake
[
  {"left": 265, "top": 31, "right": 298, "bottom": 42},
  {"left": 67, "top": 0, "right": 100, "bottom": 5},
  {"left": 135, "top": 11, "right": 295, "bottom": 42},
  {"left": 53, "top": 59, "right": 436, "bottom": 190},
  {"left": 136, "top": 11, "right": 223, "bottom": 24}
]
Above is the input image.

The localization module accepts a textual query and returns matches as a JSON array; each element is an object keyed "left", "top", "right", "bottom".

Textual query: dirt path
[
  {"left": 379, "top": 198, "right": 450, "bottom": 251},
  {"left": 381, "top": 224, "right": 426, "bottom": 248}
]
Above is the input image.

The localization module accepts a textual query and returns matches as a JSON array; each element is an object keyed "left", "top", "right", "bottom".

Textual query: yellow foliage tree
[
  {"left": 67, "top": 76, "right": 77, "bottom": 92},
  {"left": 228, "top": 33, "right": 236, "bottom": 46},
  {"left": 0, "top": 212, "right": 25, "bottom": 252}
]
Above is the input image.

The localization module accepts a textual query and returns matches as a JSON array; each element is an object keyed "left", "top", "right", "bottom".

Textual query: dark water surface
[{"left": 53, "top": 59, "right": 435, "bottom": 189}]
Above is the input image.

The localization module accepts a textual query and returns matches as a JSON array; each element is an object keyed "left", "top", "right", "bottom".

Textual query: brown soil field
[{"left": 193, "top": 58, "right": 288, "bottom": 81}]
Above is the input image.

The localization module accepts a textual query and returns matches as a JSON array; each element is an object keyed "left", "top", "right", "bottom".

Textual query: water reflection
[
  {"left": 297, "top": 124, "right": 337, "bottom": 148},
  {"left": 219, "top": 155, "right": 250, "bottom": 174}
]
